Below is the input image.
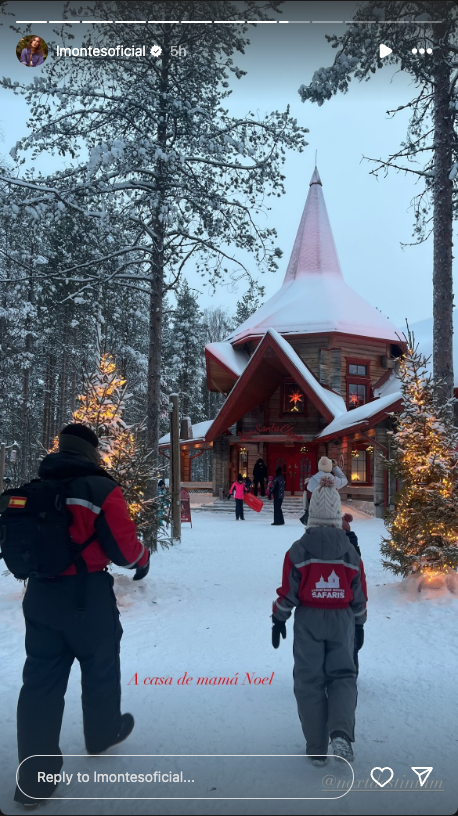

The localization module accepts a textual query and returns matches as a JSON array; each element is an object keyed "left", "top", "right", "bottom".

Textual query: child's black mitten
[
  {"left": 355, "top": 624, "right": 364, "bottom": 651},
  {"left": 272, "top": 616, "right": 287, "bottom": 649}
]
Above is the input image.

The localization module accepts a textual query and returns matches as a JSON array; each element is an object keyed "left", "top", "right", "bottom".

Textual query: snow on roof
[
  {"left": 158, "top": 419, "right": 214, "bottom": 447},
  {"left": 283, "top": 165, "right": 342, "bottom": 284},
  {"left": 407, "top": 310, "right": 458, "bottom": 387},
  {"left": 373, "top": 370, "right": 402, "bottom": 398},
  {"left": 228, "top": 167, "right": 400, "bottom": 346},
  {"left": 268, "top": 328, "right": 346, "bottom": 418},
  {"left": 318, "top": 390, "right": 402, "bottom": 439},
  {"left": 228, "top": 275, "right": 400, "bottom": 344},
  {"left": 205, "top": 342, "right": 249, "bottom": 378}
]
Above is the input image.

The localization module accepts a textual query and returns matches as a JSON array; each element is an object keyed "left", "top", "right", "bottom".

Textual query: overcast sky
[{"left": 0, "top": 1, "right": 451, "bottom": 327}]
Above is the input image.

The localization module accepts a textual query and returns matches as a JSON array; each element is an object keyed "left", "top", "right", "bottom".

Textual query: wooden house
[{"left": 160, "top": 167, "right": 404, "bottom": 516}]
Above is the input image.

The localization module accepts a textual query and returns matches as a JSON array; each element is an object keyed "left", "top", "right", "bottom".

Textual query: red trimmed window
[
  {"left": 351, "top": 444, "right": 374, "bottom": 485},
  {"left": 346, "top": 359, "right": 371, "bottom": 410}
]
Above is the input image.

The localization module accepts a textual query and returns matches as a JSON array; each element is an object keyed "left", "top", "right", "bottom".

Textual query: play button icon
[{"left": 380, "top": 44, "right": 393, "bottom": 58}]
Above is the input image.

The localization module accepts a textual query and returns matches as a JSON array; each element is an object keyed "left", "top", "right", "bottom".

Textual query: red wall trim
[{"left": 206, "top": 333, "right": 336, "bottom": 442}]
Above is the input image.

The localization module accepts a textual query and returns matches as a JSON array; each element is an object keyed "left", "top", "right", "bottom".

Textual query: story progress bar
[{"left": 16, "top": 19, "right": 445, "bottom": 25}]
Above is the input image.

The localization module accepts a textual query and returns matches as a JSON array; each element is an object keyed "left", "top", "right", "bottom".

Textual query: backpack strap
[{"left": 62, "top": 478, "right": 102, "bottom": 615}]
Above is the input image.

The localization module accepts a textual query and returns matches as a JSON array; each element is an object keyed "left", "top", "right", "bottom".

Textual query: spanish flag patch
[{"left": 9, "top": 496, "right": 27, "bottom": 508}]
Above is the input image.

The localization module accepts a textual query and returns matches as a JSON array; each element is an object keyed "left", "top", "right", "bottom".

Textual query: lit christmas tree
[
  {"left": 71, "top": 352, "right": 129, "bottom": 467},
  {"left": 52, "top": 349, "right": 169, "bottom": 551},
  {"left": 381, "top": 330, "right": 458, "bottom": 590}
]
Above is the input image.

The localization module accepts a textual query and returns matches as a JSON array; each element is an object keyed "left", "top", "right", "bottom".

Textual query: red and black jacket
[
  {"left": 273, "top": 526, "right": 367, "bottom": 623},
  {"left": 38, "top": 452, "right": 149, "bottom": 575}
]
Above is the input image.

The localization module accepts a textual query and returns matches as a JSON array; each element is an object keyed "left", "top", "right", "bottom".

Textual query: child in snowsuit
[
  {"left": 229, "top": 474, "right": 247, "bottom": 520},
  {"left": 266, "top": 475, "right": 274, "bottom": 500},
  {"left": 302, "top": 456, "right": 348, "bottom": 525},
  {"left": 271, "top": 466, "right": 285, "bottom": 526},
  {"left": 272, "top": 476, "right": 366, "bottom": 765},
  {"left": 342, "top": 513, "right": 367, "bottom": 673},
  {"left": 306, "top": 456, "right": 347, "bottom": 497}
]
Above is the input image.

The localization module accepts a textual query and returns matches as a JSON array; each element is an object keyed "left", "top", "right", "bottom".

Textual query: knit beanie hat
[
  {"left": 59, "top": 423, "right": 100, "bottom": 466},
  {"left": 318, "top": 456, "right": 333, "bottom": 473},
  {"left": 308, "top": 476, "right": 343, "bottom": 528}
]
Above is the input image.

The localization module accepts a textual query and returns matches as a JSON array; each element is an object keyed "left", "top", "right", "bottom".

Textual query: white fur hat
[
  {"left": 317, "top": 456, "right": 333, "bottom": 473},
  {"left": 308, "top": 476, "right": 342, "bottom": 528}
]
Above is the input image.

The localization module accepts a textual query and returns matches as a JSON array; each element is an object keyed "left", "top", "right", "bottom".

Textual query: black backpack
[{"left": 0, "top": 478, "right": 96, "bottom": 580}]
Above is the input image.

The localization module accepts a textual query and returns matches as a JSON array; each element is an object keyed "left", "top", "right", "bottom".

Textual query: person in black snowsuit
[
  {"left": 253, "top": 458, "right": 268, "bottom": 497},
  {"left": 13, "top": 424, "right": 150, "bottom": 808},
  {"left": 271, "top": 466, "right": 285, "bottom": 526}
]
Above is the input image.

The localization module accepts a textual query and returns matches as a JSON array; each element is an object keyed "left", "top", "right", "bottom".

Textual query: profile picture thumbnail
[{"left": 16, "top": 34, "right": 48, "bottom": 68}]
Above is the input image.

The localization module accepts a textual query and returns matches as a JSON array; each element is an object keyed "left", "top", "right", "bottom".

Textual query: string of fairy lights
[{"left": 384, "top": 344, "right": 458, "bottom": 581}]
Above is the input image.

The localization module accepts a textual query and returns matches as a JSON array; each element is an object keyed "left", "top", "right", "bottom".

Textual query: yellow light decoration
[
  {"left": 51, "top": 351, "right": 156, "bottom": 525},
  {"left": 288, "top": 389, "right": 304, "bottom": 412}
]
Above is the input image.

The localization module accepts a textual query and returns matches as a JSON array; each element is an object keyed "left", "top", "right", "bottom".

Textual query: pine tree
[
  {"left": 169, "top": 280, "right": 206, "bottom": 421},
  {"left": 235, "top": 282, "right": 265, "bottom": 326},
  {"left": 53, "top": 345, "right": 168, "bottom": 551},
  {"left": 71, "top": 352, "right": 128, "bottom": 468},
  {"left": 2, "top": 1, "right": 308, "bottom": 479},
  {"left": 107, "top": 424, "right": 167, "bottom": 551},
  {"left": 381, "top": 330, "right": 458, "bottom": 589}
]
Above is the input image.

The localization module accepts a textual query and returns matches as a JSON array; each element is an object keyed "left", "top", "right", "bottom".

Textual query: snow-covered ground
[{"left": 1, "top": 509, "right": 457, "bottom": 815}]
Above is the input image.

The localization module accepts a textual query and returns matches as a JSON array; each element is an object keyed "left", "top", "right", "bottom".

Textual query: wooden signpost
[
  {"left": 180, "top": 488, "right": 192, "bottom": 527},
  {"left": 169, "top": 393, "right": 181, "bottom": 542}
]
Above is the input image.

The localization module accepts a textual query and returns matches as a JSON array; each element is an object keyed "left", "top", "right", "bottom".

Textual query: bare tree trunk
[
  {"left": 56, "top": 352, "right": 67, "bottom": 432},
  {"left": 46, "top": 353, "right": 56, "bottom": 447},
  {"left": 70, "top": 327, "right": 78, "bottom": 414},
  {"left": 20, "top": 278, "right": 34, "bottom": 482},
  {"left": 20, "top": 340, "right": 31, "bottom": 482},
  {"left": 42, "top": 355, "right": 51, "bottom": 450},
  {"left": 145, "top": 36, "right": 171, "bottom": 546},
  {"left": 433, "top": 23, "right": 454, "bottom": 405},
  {"left": 146, "top": 34, "right": 170, "bottom": 456}
]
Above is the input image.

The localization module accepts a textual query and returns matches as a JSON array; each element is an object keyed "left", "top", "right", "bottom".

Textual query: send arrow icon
[{"left": 411, "top": 767, "right": 433, "bottom": 787}]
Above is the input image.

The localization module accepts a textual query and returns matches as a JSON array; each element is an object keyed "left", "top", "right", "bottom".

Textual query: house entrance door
[{"left": 267, "top": 445, "right": 317, "bottom": 496}]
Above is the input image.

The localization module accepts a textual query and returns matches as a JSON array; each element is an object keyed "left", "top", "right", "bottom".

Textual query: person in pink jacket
[{"left": 229, "top": 473, "right": 248, "bottom": 520}]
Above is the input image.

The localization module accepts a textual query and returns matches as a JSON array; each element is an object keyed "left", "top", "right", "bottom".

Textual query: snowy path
[{"left": 0, "top": 510, "right": 457, "bottom": 815}]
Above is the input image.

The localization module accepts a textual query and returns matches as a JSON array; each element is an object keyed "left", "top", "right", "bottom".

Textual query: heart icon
[{"left": 371, "top": 767, "right": 394, "bottom": 788}]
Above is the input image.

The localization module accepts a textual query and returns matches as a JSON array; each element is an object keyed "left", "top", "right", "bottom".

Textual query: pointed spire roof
[
  {"left": 283, "top": 166, "right": 343, "bottom": 284},
  {"left": 228, "top": 166, "right": 400, "bottom": 345}
]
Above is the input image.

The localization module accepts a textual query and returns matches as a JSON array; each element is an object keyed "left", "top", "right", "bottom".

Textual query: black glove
[
  {"left": 272, "top": 616, "right": 287, "bottom": 649},
  {"left": 355, "top": 625, "right": 364, "bottom": 651},
  {"left": 133, "top": 553, "right": 150, "bottom": 581}
]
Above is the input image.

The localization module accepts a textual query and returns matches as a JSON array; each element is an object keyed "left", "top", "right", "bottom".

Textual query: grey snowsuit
[{"left": 273, "top": 527, "right": 367, "bottom": 756}]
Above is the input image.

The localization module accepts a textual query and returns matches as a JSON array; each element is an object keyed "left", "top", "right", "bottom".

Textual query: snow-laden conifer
[{"left": 381, "top": 329, "right": 458, "bottom": 589}]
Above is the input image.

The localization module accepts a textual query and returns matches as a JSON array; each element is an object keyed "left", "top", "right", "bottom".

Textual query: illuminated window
[
  {"left": 350, "top": 446, "right": 373, "bottom": 484},
  {"left": 351, "top": 451, "right": 367, "bottom": 482},
  {"left": 348, "top": 383, "right": 366, "bottom": 409},
  {"left": 283, "top": 383, "right": 305, "bottom": 414},
  {"left": 238, "top": 447, "right": 248, "bottom": 478}
]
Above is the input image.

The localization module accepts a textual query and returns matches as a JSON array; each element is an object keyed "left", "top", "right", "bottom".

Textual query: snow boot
[
  {"left": 15, "top": 786, "right": 58, "bottom": 811},
  {"left": 330, "top": 731, "right": 354, "bottom": 762},
  {"left": 88, "top": 713, "right": 135, "bottom": 755},
  {"left": 17, "top": 801, "right": 49, "bottom": 812},
  {"left": 309, "top": 756, "right": 328, "bottom": 768}
]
